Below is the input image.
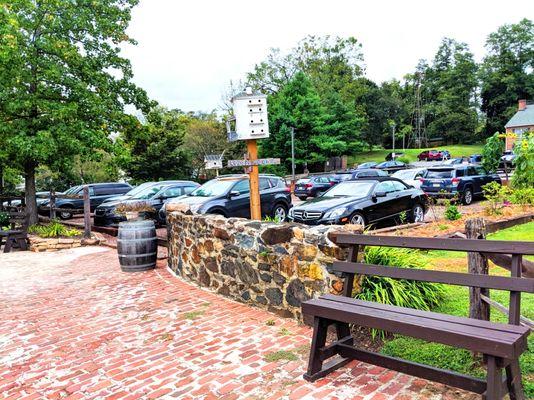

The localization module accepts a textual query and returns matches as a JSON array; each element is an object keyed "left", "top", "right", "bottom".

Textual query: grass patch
[
  {"left": 265, "top": 319, "right": 276, "bottom": 326},
  {"left": 182, "top": 310, "right": 205, "bottom": 320},
  {"left": 263, "top": 350, "right": 298, "bottom": 362},
  {"left": 382, "top": 223, "right": 534, "bottom": 396},
  {"left": 278, "top": 327, "right": 292, "bottom": 336},
  {"left": 347, "top": 144, "right": 484, "bottom": 166}
]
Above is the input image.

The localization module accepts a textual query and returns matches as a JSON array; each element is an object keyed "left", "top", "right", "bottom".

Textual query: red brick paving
[{"left": 0, "top": 248, "right": 474, "bottom": 399}]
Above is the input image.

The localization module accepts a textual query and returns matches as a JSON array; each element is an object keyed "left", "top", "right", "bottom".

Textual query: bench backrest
[
  {"left": 7, "top": 212, "right": 29, "bottom": 232},
  {"left": 333, "top": 234, "right": 534, "bottom": 326}
]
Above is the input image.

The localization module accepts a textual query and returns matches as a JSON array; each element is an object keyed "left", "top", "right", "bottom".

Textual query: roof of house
[{"left": 505, "top": 103, "right": 534, "bottom": 128}]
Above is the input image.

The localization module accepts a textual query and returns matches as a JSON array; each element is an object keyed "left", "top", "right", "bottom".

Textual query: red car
[{"left": 417, "top": 150, "right": 443, "bottom": 161}]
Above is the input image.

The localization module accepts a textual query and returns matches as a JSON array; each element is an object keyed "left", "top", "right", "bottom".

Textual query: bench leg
[
  {"left": 505, "top": 359, "right": 524, "bottom": 400},
  {"left": 335, "top": 322, "right": 353, "bottom": 345},
  {"left": 16, "top": 237, "right": 28, "bottom": 251},
  {"left": 485, "top": 356, "right": 504, "bottom": 400},
  {"left": 305, "top": 317, "right": 329, "bottom": 378},
  {"left": 4, "top": 237, "right": 13, "bottom": 253}
]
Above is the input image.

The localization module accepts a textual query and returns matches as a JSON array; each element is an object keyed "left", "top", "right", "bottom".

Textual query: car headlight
[
  {"left": 324, "top": 207, "right": 348, "bottom": 219},
  {"left": 189, "top": 203, "right": 203, "bottom": 213}
]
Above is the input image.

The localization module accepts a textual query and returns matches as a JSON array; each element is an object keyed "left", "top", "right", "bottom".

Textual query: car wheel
[
  {"left": 272, "top": 203, "right": 288, "bottom": 222},
  {"left": 297, "top": 196, "right": 307, "bottom": 201},
  {"left": 58, "top": 208, "right": 73, "bottom": 220},
  {"left": 349, "top": 212, "right": 366, "bottom": 227},
  {"left": 462, "top": 188, "right": 473, "bottom": 205},
  {"left": 411, "top": 203, "right": 425, "bottom": 223},
  {"left": 209, "top": 209, "right": 226, "bottom": 218}
]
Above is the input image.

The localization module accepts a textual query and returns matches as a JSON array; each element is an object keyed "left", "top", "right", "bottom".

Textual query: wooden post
[
  {"left": 82, "top": 185, "right": 91, "bottom": 239},
  {"left": 50, "top": 190, "right": 56, "bottom": 220},
  {"left": 466, "top": 218, "right": 490, "bottom": 322},
  {"left": 509, "top": 254, "right": 522, "bottom": 325},
  {"left": 246, "top": 139, "right": 261, "bottom": 221}
]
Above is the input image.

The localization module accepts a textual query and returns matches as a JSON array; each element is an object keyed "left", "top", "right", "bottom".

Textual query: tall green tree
[
  {"left": 423, "top": 38, "right": 479, "bottom": 143},
  {"left": 0, "top": 0, "right": 150, "bottom": 223},
  {"left": 118, "top": 107, "right": 190, "bottom": 183},
  {"left": 480, "top": 19, "right": 534, "bottom": 136}
]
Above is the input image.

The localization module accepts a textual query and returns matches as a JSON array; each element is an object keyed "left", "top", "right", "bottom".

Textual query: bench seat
[{"left": 303, "top": 294, "right": 529, "bottom": 360}]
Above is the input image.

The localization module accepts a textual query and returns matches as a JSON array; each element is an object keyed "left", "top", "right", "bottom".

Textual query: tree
[
  {"left": 0, "top": 0, "right": 150, "bottom": 223},
  {"left": 119, "top": 107, "right": 190, "bottom": 183},
  {"left": 481, "top": 133, "right": 504, "bottom": 173},
  {"left": 512, "top": 132, "right": 534, "bottom": 189},
  {"left": 423, "top": 38, "right": 479, "bottom": 143},
  {"left": 261, "top": 72, "right": 329, "bottom": 172},
  {"left": 480, "top": 19, "right": 534, "bottom": 136}
]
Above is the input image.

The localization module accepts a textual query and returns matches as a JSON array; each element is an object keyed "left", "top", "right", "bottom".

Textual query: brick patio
[{"left": 0, "top": 247, "right": 473, "bottom": 399}]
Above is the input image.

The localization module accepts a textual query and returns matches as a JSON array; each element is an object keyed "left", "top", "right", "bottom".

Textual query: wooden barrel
[{"left": 117, "top": 220, "right": 157, "bottom": 272}]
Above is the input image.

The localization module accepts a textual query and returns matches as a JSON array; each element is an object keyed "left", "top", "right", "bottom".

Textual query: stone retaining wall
[
  {"left": 167, "top": 212, "right": 362, "bottom": 319},
  {"left": 29, "top": 235, "right": 100, "bottom": 252}
]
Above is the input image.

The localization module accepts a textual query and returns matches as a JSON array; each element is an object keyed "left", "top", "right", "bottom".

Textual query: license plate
[{"left": 433, "top": 184, "right": 441, "bottom": 187}]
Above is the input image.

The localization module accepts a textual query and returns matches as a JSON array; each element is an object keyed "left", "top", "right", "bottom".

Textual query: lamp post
[{"left": 291, "top": 127, "right": 295, "bottom": 192}]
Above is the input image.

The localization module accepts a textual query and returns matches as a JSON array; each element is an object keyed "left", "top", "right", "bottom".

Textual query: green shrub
[
  {"left": 0, "top": 212, "right": 9, "bottom": 228},
  {"left": 512, "top": 132, "right": 534, "bottom": 189},
  {"left": 482, "top": 181, "right": 510, "bottom": 215},
  {"left": 444, "top": 204, "right": 461, "bottom": 221},
  {"left": 396, "top": 155, "right": 412, "bottom": 164},
  {"left": 510, "top": 187, "right": 534, "bottom": 206},
  {"left": 29, "top": 220, "right": 81, "bottom": 238},
  {"left": 356, "top": 247, "right": 444, "bottom": 314}
]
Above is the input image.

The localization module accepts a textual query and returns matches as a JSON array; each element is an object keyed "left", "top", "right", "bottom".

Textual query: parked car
[
  {"left": 356, "top": 162, "right": 378, "bottom": 169},
  {"left": 2, "top": 191, "right": 59, "bottom": 210},
  {"left": 441, "top": 157, "right": 468, "bottom": 165},
  {"left": 328, "top": 172, "right": 353, "bottom": 184},
  {"left": 391, "top": 168, "right": 427, "bottom": 189},
  {"left": 94, "top": 181, "right": 199, "bottom": 227},
  {"left": 39, "top": 182, "right": 132, "bottom": 219},
  {"left": 420, "top": 165, "right": 501, "bottom": 205},
  {"left": 294, "top": 175, "right": 336, "bottom": 200},
  {"left": 417, "top": 149, "right": 443, "bottom": 161},
  {"left": 385, "top": 152, "right": 405, "bottom": 161},
  {"left": 375, "top": 160, "right": 408, "bottom": 174},
  {"left": 288, "top": 177, "right": 427, "bottom": 228},
  {"left": 104, "top": 181, "right": 157, "bottom": 203},
  {"left": 159, "top": 174, "right": 291, "bottom": 224},
  {"left": 469, "top": 154, "right": 482, "bottom": 164},
  {"left": 440, "top": 150, "right": 451, "bottom": 160},
  {"left": 350, "top": 169, "right": 388, "bottom": 179},
  {"left": 499, "top": 151, "right": 516, "bottom": 170}
]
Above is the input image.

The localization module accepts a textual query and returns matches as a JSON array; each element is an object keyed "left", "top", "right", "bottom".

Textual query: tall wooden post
[
  {"left": 82, "top": 185, "right": 91, "bottom": 239},
  {"left": 466, "top": 218, "right": 490, "bottom": 322},
  {"left": 50, "top": 190, "right": 56, "bottom": 220},
  {"left": 247, "top": 139, "right": 261, "bottom": 220}
]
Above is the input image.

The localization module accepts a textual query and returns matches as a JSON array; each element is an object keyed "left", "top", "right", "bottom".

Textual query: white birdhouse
[{"left": 227, "top": 87, "right": 269, "bottom": 142}]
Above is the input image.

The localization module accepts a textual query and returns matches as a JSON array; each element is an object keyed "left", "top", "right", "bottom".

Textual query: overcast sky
[{"left": 120, "top": 0, "right": 532, "bottom": 113}]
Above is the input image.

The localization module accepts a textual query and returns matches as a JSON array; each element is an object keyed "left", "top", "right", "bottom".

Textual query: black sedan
[{"left": 288, "top": 177, "right": 427, "bottom": 228}]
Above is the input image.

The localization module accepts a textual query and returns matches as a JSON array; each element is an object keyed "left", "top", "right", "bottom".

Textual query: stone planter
[{"left": 29, "top": 235, "right": 101, "bottom": 252}]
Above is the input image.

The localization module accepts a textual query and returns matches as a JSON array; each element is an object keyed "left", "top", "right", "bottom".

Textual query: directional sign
[{"left": 227, "top": 158, "right": 281, "bottom": 167}]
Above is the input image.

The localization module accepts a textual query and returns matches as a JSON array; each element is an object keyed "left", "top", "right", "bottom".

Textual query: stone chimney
[{"left": 518, "top": 99, "right": 527, "bottom": 111}]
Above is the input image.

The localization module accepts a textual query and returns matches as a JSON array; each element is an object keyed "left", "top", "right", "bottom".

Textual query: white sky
[{"left": 121, "top": 0, "right": 532, "bottom": 113}]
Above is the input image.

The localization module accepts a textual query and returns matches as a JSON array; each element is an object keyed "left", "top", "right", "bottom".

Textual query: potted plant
[{"left": 115, "top": 201, "right": 155, "bottom": 221}]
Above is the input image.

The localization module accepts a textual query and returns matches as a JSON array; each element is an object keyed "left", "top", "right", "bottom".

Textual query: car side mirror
[
  {"left": 373, "top": 191, "right": 387, "bottom": 198},
  {"left": 229, "top": 190, "right": 240, "bottom": 197}
]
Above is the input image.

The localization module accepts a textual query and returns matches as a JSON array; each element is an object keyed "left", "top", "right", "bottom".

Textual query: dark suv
[
  {"left": 159, "top": 174, "right": 291, "bottom": 223},
  {"left": 94, "top": 180, "right": 199, "bottom": 227},
  {"left": 420, "top": 165, "right": 501, "bottom": 205},
  {"left": 39, "top": 182, "right": 132, "bottom": 219},
  {"left": 294, "top": 176, "right": 336, "bottom": 200}
]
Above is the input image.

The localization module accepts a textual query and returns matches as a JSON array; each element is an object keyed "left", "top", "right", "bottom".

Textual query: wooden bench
[
  {"left": 302, "top": 235, "right": 533, "bottom": 400},
  {"left": 0, "top": 212, "right": 29, "bottom": 253}
]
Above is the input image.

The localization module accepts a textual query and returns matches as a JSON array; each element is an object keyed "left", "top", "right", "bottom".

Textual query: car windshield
[
  {"left": 131, "top": 184, "right": 166, "bottom": 200},
  {"left": 359, "top": 162, "right": 375, "bottom": 168},
  {"left": 126, "top": 182, "right": 155, "bottom": 197},
  {"left": 64, "top": 185, "right": 81, "bottom": 195},
  {"left": 189, "top": 179, "right": 237, "bottom": 197},
  {"left": 427, "top": 169, "right": 453, "bottom": 179},
  {"left": 392, "top": 170, "right": 416, "bottom": 180},
  {"left": 376, "top": 162, "right": 391, "bottom": 168},
  {"left": 323, "top": 181, "right": 374, "bottom": 197}
]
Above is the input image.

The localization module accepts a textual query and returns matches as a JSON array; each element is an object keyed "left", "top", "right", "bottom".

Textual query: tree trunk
[{"left": 24, "top": 162, "right": 38, "bottom": 225}]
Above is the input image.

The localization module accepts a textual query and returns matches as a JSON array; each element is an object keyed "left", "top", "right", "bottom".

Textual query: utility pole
[
  {"left": 291, "top": 127, "right": 295, "bottom": 192},
  {"left": 392, "top": 122, "right": 396, "bottom": 156}
]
